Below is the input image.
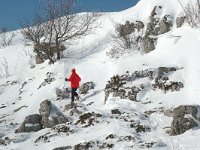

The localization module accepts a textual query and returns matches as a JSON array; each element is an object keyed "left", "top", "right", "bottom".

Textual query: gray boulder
[
  {"left": 159, "top": 15, "right": 172, "bottom": 34},
  {"left": 39, "top": 100, "right": 52, "bottom": 116},
  {"left": 16, "top": 114, "right": 42, "bottom": 133},
  {"left": 56, "top": 88, "right": 70, "bottom": 100},
  {"left": 39, "top": 100, "right": 68, "bottom": 128},
  {"left": 170, "top": 105, "right": 199, "bottom": 135},
  {"left": 141, "top": 36, "right": 157, "bottom": 53},
  {"left": 176, "top": 17, "right": 185, "bottom": 28},
  {"left": 79, "top": 82, "right": 95, "bottom": 94},
  {"left": 135, "top": 21, "right": 144, "bottom": 32}
]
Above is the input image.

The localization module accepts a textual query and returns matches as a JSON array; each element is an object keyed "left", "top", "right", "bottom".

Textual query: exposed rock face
[
  {"left": 176, "top": 16, "right": 185, "bottom": 28},
  {"left": 39, "top": 100, "right": 52, "bottom": 116},
  {"left": 170, "top": 105, "right": 200, "bottom": 135},
  {"left": 135, "top": 21, "right": 144, "bottom": 32},
  {"left": 141, "top": 36, "right": 157, "bottom": 53},
  {"left": 16, "top": 114, "right": 42, "bottom": 133},
  {"left": 79, "top": 82, "right": 95, "bottom": 94},
  {"left": 159, "top": 15, "right": 172, "bottom": 34},
  {"left": 118, "top": 21, "right": 135, "bottom": 36}
]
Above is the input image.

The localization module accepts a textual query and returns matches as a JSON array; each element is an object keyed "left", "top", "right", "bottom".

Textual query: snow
[{"left": 1, "top": 0, "right": 200, "bottom": 149}]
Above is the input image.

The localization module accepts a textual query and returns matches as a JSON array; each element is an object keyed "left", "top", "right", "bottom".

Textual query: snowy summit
[{"left": 0, "top": 0, "right": 200, "bottom": 149}]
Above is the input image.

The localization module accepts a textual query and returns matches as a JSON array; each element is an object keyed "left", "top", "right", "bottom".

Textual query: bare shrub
[
  {"left": 178, "top": 0, "right": 200, "bottom": 28},
  {"left": 21, "top": 0, "right": 98, "bottom": 64},
  {"left": 107, "top": 21, "right": 142, "bottom": 58},
  {"left": 0, "top": 27, "right": 15, "bottom": 48},
  {"left": 0, "top": 57, "right": 9, "bottom": 78}
]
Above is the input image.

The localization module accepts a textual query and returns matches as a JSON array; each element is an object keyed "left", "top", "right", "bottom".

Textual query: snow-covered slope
[{"left": 1, "top": 0, "right": 200, "bottom": 149}]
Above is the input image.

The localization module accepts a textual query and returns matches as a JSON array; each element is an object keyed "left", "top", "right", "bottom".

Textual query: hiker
[{"left": 65, "top": 68, "right": 81, "bottom": 103}]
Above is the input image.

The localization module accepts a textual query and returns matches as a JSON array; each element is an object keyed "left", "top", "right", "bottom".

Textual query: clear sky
[{"left": 0, "top": 0, "right": 139, "bottom": 31}]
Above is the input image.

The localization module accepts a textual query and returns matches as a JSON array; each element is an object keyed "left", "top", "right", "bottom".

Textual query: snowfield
[{"left": 0, "top": 0, "right": 200, "bottom": 149}]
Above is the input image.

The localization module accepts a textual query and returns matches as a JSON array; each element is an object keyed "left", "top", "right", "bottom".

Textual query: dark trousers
[{"left": 71, "top": 88, "right": 78, "bottom": 102}]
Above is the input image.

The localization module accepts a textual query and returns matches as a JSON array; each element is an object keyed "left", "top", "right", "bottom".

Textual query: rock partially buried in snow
[
  {"left": 39, "top": 100, "right": 52, "bottom": 116},
  {"left": 39, "top": 100, "right": 69, "bottom": 128},
  {"left": 16, "top": 100, "right": 69, "bottom": 132},
  {"left": 79, "top": 82, "right": 95, "bottom": 94},
  {"left": 170, "top": 105, "right": 200, "bottom": 135},
  {"left": 16, "top": 114, "right": 42, "bottom": 133}
]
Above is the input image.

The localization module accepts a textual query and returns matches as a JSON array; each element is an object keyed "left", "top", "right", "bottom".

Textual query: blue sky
[{"left": 0, "top": 0, "right": 139, "bottom": 31}]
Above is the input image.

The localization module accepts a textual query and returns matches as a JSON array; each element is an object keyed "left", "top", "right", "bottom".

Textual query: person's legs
[{"left": 71, "top": 88, "right": 78, "bottom": 102}]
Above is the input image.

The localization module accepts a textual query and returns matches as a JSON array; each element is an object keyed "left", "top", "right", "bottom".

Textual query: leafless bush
[
  {"left": 0, "top": 27, "right": 15, "bottom": 48},
  {"left": 21, "top": 0, "right": 98, "bottom": 64},
  {"left": 178, "top": 0, "right": 200, "bottom": 28},
  {"left": 0, "top": 57, "right": 9, "bottom": 78},
  {"left": 107, "top": 21, "right": 141, "bottom": 58}
]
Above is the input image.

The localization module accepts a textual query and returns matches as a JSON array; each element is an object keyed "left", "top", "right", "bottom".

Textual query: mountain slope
[{"left": 0, "top": 0, "right": 200, "bottom": 149}]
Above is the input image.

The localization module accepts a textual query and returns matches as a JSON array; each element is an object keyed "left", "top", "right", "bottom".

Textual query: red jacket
[{"left": 67, "top": 71, "right": 81, "bottom": 88}]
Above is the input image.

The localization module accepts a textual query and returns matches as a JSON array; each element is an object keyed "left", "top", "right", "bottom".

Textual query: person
[{"left": 65, "top": 68, "right": 81, "bottom": 104}]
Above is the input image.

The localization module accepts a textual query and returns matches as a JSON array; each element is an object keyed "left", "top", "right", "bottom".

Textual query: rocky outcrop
[
  {"left": 79, "top": 82, "right": 95, "bottom": 94},
  {"left": 135, "top": 21, "right": 144, "bottom": 32},
  {"left": 141, "top": 36, "right": 157, "bottom": 53},
  {"left": 159, "top": 15, "right": 172, "bottom": 34},
  {"left": 170, "top": 105, "right": 200, "bottom": 135},
  {"left": 104, "top": 67, "right": 183, "bottom": 103},
  {"left": 152, "top": 67, "right": 184, "bottom": 93}
]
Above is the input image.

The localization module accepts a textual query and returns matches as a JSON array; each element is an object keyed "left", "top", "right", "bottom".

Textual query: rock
[
  {"left": 52, "top": 146, "right": 72, "bottom": 150},
  {"left": 118, "top": 21, "right": 135, "bottom": 37},
  {"left": 135, "top": 21, "right": 144, "bottom": 32},
  {"left": 150, "top": 6, "right": 162, "bottom": 17},
  {"left": 176, "top": 16, "right": 185, "bottom": 28},
  {"left": 39, "top": 100, "right": 52, "bottom": 116},
  {"left": 141, "top": 36, "right": 157, "bottom": 53},
  {"left": 30, "top": 65, "right": 35, "bottom": 69},
  {"left": 171, "top": 116, "right": 198, "bottom": 135},
  {"left": 39, "top": 100, "right": 68, "bottom": 128},
  {"left": 170, "top": 105, "right": 200, "bottom": 135},
  {"left": 16, "top": 114, "right": 42, "bottom": 133},
  {"left": 65, "top": 103, "right": 74, "bottom": 110},
  {"left": 35, "top": 54, "right": 44, "bottom": 64},
  {"left": 164, "top": 109, "right": 173, "bottom": 117},
  {"left": 79, "top": 82, "right": 95, "bottom": 94},
  {"left": 56, "top": 88, "right": 70, "bottom": 100},
  {"left": 173, "top": 105, "right": 198, "bottom": 118},
  {"left": 111, "top": 109, "right": 121, "bottom": 115},
  {"left": 74, "top": 141, "right": 95, "bottom": 150},
  {"left": 159, "top": 15, "right": 172, "bottom": 34},
  {"left": 0, "top": 137, "right": 12, "bottom": 146}
]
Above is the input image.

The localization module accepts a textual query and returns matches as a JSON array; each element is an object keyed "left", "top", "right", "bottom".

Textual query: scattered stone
[
  {"left": 35, "top": 132, "right": 58, "bottom": 143},
  {"left": 0, "top": 137, "right": 12, "bottom": 146},
  {"left": 111, "top": 109, "right": 121, "bottom": 115},
  {"left": 56, "top": 88, "right": 70, "bottom": 100},
  {"left": 135, "top": 21, "right": 144, "bottom": 32},
  {"left": 105, "top": 134, "right": 116, "bottom": 140},
  {"left": 74, "top": 141, "right": 95, "bottom": 150},
  {"left": 52, "top": 146, "right": 72, "bottom": 150},
  {"left": 14, "top": 105, "right": 28, "bottom": 112}
]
